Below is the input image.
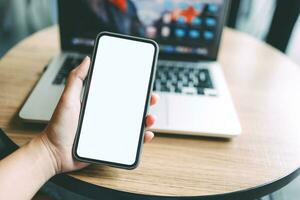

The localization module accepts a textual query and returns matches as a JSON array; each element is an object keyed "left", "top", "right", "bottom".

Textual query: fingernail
[{"left": 83, "top": 56, "right": 90, "bottom": 62}]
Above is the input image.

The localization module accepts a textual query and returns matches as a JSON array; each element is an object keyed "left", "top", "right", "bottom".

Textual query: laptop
[{"left": 19, "top": 0, "right": 241, "bottom": 138}]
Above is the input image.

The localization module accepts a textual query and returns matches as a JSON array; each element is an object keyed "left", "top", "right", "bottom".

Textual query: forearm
[{"left": 0, "top": 135, "right": 57, "bottom": 199}]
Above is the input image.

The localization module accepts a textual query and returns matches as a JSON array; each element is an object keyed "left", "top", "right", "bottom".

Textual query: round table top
[{"left": 1, "top": 26, "right": 300, "bottom": 197}]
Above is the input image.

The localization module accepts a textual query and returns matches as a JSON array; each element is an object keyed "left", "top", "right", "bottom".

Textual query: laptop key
[
  {"left": 53, "top": 56, "right": 84, "bottom": 85},
  {"left": 161, "top": 86, "right": 169, "bottom": 92},
  {"left": 199, "top": 71, "right": 207, "bottom": 82},
  {"left": 197, "top": 88, "right": 205, "bottom": 95},
  {"left": 175, "top": 88, "right": 182, "bottom": 93},
  {"left": 182, "top": 87, "right": 197, "bottom": 95},
  {"left": 153, "top": 63, "right": 215, "bottom": 95}
]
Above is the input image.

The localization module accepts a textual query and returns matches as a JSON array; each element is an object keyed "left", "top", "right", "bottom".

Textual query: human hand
[{"left": 38, "top": 56, "right": 158, "bottom": 174}]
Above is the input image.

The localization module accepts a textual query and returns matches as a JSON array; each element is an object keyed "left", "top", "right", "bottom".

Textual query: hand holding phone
[{"left": 73, "top": 32, "right": 159, "bottom": 169}]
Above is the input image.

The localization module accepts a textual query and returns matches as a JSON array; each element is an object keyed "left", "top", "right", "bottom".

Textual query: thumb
[{"left": 63, "top": 56, "right": 91, "bottom": 100}]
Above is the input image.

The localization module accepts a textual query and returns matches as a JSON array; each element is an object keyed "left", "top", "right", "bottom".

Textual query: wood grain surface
[{"left": 1, "top": 26, "right": 300, "bottom": 196}]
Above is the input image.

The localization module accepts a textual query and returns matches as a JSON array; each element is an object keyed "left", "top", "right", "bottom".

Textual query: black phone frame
[{"left": 72, "top": 31, "right": 159, "bottom": 170}]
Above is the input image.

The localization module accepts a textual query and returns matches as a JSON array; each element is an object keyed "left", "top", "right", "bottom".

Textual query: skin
[{"left": 0, "top": 56, "right": 158, "bottom": 199}]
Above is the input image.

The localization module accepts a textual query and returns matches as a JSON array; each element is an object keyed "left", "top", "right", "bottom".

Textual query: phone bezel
[{"left": 72, "top": 31, "right": 159, "bottom": 169}]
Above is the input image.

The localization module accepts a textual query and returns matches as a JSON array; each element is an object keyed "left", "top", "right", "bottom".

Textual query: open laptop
[{"left": 19, "top": 0, "right": 241, "bottom": 138}]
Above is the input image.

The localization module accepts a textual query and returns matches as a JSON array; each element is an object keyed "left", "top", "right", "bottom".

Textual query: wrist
[{"left": 31, "top": 134, "right": 61, "bottom": 176}]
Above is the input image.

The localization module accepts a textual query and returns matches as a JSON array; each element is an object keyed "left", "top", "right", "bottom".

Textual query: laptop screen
[{"left": 58, "top": 0, "right": 228, "bottom": 60}]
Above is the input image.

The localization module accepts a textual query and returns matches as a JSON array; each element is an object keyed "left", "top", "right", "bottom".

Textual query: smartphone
[{"left": 73, "top": 32, "right": 159, "bottom": 169}]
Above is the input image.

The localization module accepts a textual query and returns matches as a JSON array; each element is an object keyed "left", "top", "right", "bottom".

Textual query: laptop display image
[{"left": 60, "top": 0, "right": 225, "bottom": 59}]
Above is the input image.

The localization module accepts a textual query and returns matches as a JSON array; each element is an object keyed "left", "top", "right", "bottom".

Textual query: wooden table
[{"left": 1, "top": 26, "right": 300, "bottom": 199}]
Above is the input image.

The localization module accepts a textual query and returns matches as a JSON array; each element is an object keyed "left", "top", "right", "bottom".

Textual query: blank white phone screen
[{"left": 76, "top": 35, "right": 155, "bottom": 166}]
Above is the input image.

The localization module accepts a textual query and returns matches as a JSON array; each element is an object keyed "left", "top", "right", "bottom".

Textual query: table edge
[
  {"left": 1, "top": 128, "right": 299, "bottom": 199},
  {"left": 52, "top": 167, "right": 300, "bottom": 199}
]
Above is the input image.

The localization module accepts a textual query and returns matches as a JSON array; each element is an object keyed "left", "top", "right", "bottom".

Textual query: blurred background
[
  {"left": 0, "top": 0, "right": 299, "bottom": 66},
  {"left": 0, "top": 0, "right": 299, "bottom": 199}
]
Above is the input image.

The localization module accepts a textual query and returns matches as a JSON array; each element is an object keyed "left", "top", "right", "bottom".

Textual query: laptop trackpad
[{"left": 167, "top": 95, "right": 215, "bottom": 132}]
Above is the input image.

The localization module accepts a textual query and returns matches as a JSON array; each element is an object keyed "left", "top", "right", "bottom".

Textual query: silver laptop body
[{"left": 20, "top": 0, "right": 241, "bottom": 138}]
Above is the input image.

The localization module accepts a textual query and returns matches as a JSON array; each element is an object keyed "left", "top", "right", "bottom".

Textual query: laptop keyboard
[
  {"left": 53, "top": 56, "right": 215, "bottom": 96},
  {"left": 153, "top": 63, "right": 214, "bottom": 95},
  {"left": 52, "top": 56, "right": 84, "bottom": 85}
]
